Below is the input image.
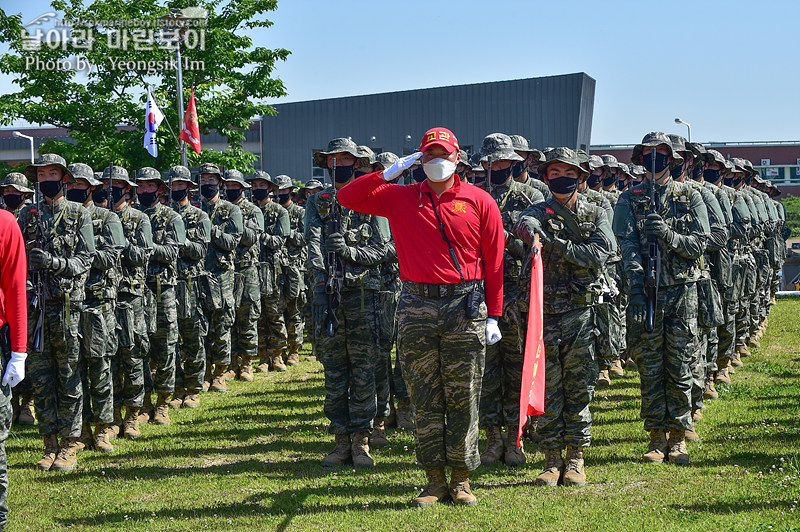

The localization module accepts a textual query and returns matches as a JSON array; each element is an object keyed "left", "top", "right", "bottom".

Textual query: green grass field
[{"left": 8, "top": 300, "right": 800, "bottom": 531}]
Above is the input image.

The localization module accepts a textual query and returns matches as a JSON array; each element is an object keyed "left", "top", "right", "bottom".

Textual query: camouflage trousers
[
  {"left": 736, "top": 254, "right": 756, "bottom": 347},
  {"left": 596, "top": 293, "right": 623, "bottom": 369},
  {"left": 282, "top": 265, "right": 306, "bottom": 351},
  {"left": 717, "top": 306, "right": 736, "bottom": 368},
  {"left": 144, "top": 284, "right": 178, "bottom": 395},
  {"left": 479, "top": 288, "right": 524, "bottom": 428},
  {"left": 260, "top": 293, "right": 287, "bottom": 358},
  {"left": 376, "top": 289, "right": 398, "bottom": 418},
  {"left": 315, "top": 288, "right": 378, "bottom": 434},
  {"left": 232, "top": 266, "right": 261, "bottom": 366},
  {"left": 751, "top": 250, "right": 771, "bottom": 334},
  {"left": 0, "top": 385, "right": 10, "bottom": 530},
  {"left": 392, "top": 350, "right": 409, "bottom": 400},
  {"left": 539, "top": 307, "right": 599, "bottom": 450},
  {"left": 397, "top": 282, "right": 486, "bottom": 471},
  {"left": 175, "top": 278, "right": 208, "bottom": 394},
  {"left": 628, "top": 283, "right": 697, "bottom": 433},
  {"left": 114, "top": 293, "right": 148, "bottom": 408},
  {"left": 202, "top": 270, "right": 235, "bottom": 368},
  {"left": 79, "top": 299, "right": 116, "bottom": 424},
  {"left": 690, "top": 325, "right": 715, "bottom": 412},
  {"left": 28, "top": 301, "right": 83, "bottom": 437}
]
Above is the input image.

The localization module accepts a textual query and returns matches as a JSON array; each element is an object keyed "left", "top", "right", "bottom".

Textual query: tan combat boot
[
  {"left": 411, "top": 468, "right": 449, "bottom": 508},
  {"left": 169, "top": 390, "right": 185, "bottom": 409},
  {"left": 480, "top": 427, "right": 504, "bottom": 466},
  {"left": 257, "top": 349, "right": 271, "bottom": 373},
  {"left": 37, "top": 434, "right": 60, "bottom": 471},
  {"left": 286, "top": 345, "right": 300, "bottom": 367},
  {"left": 643, "top": 429, "right": 668, "bottom": 463},
  {"left": 667, "top": 429, "right": 690, "bottom": 465},
  {"left": 396, "top": 398, "right": 415, "bottom": 430},
  {"left": 692, "top": 410, "right": 703, "bottom": 422},
  {"left": 449, "top": 470, "right": 477, "bottom": 505},
  {"left": 731, "top": 352, "right": 744, "bottom": 368},
  {"left": 738, "top": 344, "right": 752, "bottom": 357},
  {"left": 153, "top": 393, "right": 171, "bottom": 425},
  {"left": 715, "top": 359, "right": 732, "bottom": 384},
  {"left": 535, "top": 448, "right": 564, "bottom": 486},
  {"left": 703, "top": 378, "right": 719, "bottom": 400},
  {"left": 123, "top": 406, "right": 142, "bottom": 439},
  {"left": 76, "top": 422, "right": 93, "bottom": 451},
  {"left": 562, "top": 446, "right": 586, "bottom": 487},
  {"left": 504, "top": 426, "right": 526, "bottom": 466},
  {"left": 239, "top": 356, "right": 254, "bottom": 382},
  {"left": 224, "top": 356, "right": 238, "bottom": 380},
  {"left": 17, "top": 394, "right": 35, "bottom": 425},
  {"left": 747, "top": 336, "right": 761, "bottom": 349},
  {"left": 50, "top": 437, "right": 80, "bottom": 472},
  {"left": 685, "top": 425, "right": 700, "bottom": 442},
  {"left": 351, "top": 432, "right": 375, "bottom": 467},
  {"left": 597, "top": 369, "right": 611, "bottom": 387},
  {"left": 138, "top": 393, "right": 154, "bottom": 424},
  {"left": 182, "top": 393, "right": 200, "bottom": 408},
  {"left": 321, "top": 434, "right": 351, "bottom": 466},
  {"left": 109, "top": 406, "right": 123, "bottom": 439},
  {"left": 369, "top": 417, "right": 390, "bottom": 449},
  {"left": 609, "top": 359, "right": 625, "bottom": 377},
  {"left": 210, "top": 365, "right": 228, "bottom": 393},
  {"left": 272, "top": 352, "right": 287, "bottom": 372},
  {"left": 93, "top": 424, "right": 114, "bottom": 454}
]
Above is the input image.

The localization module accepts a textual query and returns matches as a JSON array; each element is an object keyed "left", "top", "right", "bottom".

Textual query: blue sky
[{"left": 2, "top": 0, "right": 799, "bottom": 144}]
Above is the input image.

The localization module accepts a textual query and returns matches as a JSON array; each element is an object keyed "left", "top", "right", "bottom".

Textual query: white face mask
[{"left": 423, "top": 157, "right": 457, "bottom": 182}]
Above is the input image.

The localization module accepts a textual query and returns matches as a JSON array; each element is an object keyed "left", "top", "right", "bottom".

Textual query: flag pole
[{"left": 175, "top": 38, "right": 187, "bottom": 166}]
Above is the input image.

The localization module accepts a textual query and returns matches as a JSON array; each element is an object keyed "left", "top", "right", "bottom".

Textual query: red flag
[
  {"left": 517, "top": 235, "right": 546, "bottom": 448},
  {"left": 179, "top": 88, "right": 201, "bottom": 154}
]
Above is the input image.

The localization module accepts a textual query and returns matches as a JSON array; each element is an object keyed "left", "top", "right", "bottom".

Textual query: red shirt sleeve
[
  {"left": 0, "top": 209, "right": 28, "bottom": 352},
  {"left": 478, "top": 192, "right": 505, "bottom": 316},
  {"left": 337, "top": 171, "right": 394, "bottom": 217}
]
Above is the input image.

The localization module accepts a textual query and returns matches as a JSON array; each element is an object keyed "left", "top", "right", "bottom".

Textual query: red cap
[{"left": 419, "top": 127, "right": 459, "bottom": 153}]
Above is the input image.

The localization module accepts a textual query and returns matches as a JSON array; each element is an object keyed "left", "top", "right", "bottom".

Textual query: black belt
[{"left": 402, "top": 279, "right": 482, "bottom": 299}]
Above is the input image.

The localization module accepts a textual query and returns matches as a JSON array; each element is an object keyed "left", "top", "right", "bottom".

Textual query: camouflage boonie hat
[
  {"left": 729, "top": 157, "right": 749, "bottom": 174},
  {"left": 198, "top": 162, "right": 222, "bottom": 177},
  {"left": 618, "top": 163, "right": 633, "bottom": 177},
  {"left": 575, "top": 150, "right": 590, "bottom": 167},
  {"left": 537, "top": 147, "right": 589, "bottom": 178},
  {"left": 168, "top": 165, "right": 193, "bottom": 184},
  {"left": 508, "top": 134, "right": 545, "bottom": 163},
  {"left": 25, "top": 153, "right": 73, "bottom": 182},
  {"left": 703, "top": 149, "right": 726, "bottom": 167},
  {"left": 600, "top": 154, "right": 620, "bottom": 169},
  {"left": 246, "top": 170, "right": 277, "bottom": 188},
  {"left": 313, "top": 138, "right": 369, "bottom": 169},
  {"left": 587, "top": 155, "right": 604, "bottom": 171},
  {"left": 686, "top": 142, "right": 706, "bottom": 158},
  {"left": 274, "top": 175, "right": 296, "bottom": 191},
  {"left": 374, "top": 151, "right": 400, "bottom": 171},
  {"left": 223, "top": 169, "right": 251, "bottom": 189},
  {"left": 102, "top": 165, "right": 136, "bottom": 187},
  {"left": 629, "top": 164, "right": 646, "bottom": 177},
  {"left": 302, "top": 178, "right": 323, "bottom": 190},
  {"left": 136, "top": 167, "right": 165, "bottom": 186},
  {"left": 479, "top": 133, "right": 524, "bottom": 163},
  {"left": 668, "top": 134, "right": 690, "bottom": 155},
  {"left": 68, "top": 163, "right": 101, "bottom": 186},
  {"left": 457, "top": 150, "right": 471, "bottom": 167},
  {"left": 357, "top": 145, "right": 376, "bottom": 165},
  {"left": 630, "top": 131, "right": 684, "bottom": 166},
  {"left": 1, "top": 172, "right": 33, "bottom": 194}
]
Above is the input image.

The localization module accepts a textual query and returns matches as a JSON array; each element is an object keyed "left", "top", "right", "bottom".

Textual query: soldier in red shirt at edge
[{"left": 337, "top": 127, "right": 504, "bottom": 508}]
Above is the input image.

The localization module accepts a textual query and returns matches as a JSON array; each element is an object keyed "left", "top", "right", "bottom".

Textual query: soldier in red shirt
[{"left": 338, "top": 127, "right": 504, "bottom": 507}]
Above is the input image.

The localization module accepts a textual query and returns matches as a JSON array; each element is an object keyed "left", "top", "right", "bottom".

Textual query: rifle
[
  {"left": 645, "top": 147, "right": 660, "bottom": 333},
  {"left": 30, "top": 181, "right": 46, "bottom": 354},
  {"left": 325, "top": 157, "right": 343, "bottom": 337},
  {"left": 487, "top": 159, "right": 493, "bottom": 195},
  {"left": 107, "top": 161, "right": 114, "bottom": 210}
]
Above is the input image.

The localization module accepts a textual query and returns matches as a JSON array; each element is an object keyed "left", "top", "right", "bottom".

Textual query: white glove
[
  {"left": 2, "top": 351, "right": 27, "bottom": 387},
  {"left": 486, "top": 318, "right": 502, "bottom": 346},
  {"left": 382, "top": 152, "right": 422, "bottom": 181}
]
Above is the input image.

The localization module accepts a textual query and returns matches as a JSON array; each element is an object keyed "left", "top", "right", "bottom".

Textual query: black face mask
[
  {"left": 201, "top": 184, "right": 219, "bottom": 200},
  {"left": 171, "top": 188, "right": 188, "bottom": 203},
  {"left": 548, "top": 176, "right": 578, "bottom": 195},
  {"left": 277, "top": 193, "right": 291, "bottom": 205},
  {"left": 412, "top": 166, "right": 427, "bottom": 183},
  {"left": 602, "top": 175, "right": 616, "bottom": 187},
  {"left": 225, "top": 188, "right": 242, "bottom": 202},
  {"left": 92, "top": 189, "right": 107, "bottom": 204},
  {"left": 328, "top": 165, "right": 355, "bottom": 183},
  {"left": 692, "top": 166, "right": 703, "bottom": 180},
  {"left": 66, "top": 188, "right": 88, "bottom": 204},
  {"left": 252, "top": 188, "right": 270, "bottom": 202},
  {"left": 670, "top": 164, "right": 684, "bottom": 179},
  {"left": 40, "top": 181, "right": 62, "bottom": 198},
  {"left": 3, "top": 194, "right": 22, "bottom": 210},
  {"left": 617, "top": 179, "right": 628, "bottom": 190},
  {"left": 354, "top": 169, "right": 370, "bottom": 179},
  {"left": 137, "top": 192, "right": 157, "bottom": 208},
  {"left": 111, "top": 186, "right": 126, "bottom": 204},
  {"left": 511, "top": 160, "right": 526, "bottom": 178},
  {"left": 641, "top": 152, "right": 670, "bottom": 174},
  {"left": 489, "top": 166, "right": 512, "bottom": 185},
  {"left": 703, "top": 169, "right": 720, "bottom": 184},
  {"left": 587, "top": 173, "right": 602, "bottom": 189}
]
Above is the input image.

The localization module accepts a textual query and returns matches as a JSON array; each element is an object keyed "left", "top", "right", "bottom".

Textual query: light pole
[
  {"left": 674, "top": 118, "right": 691, "bottom": 142},
  {"left": 12, "top": 131, "right": 34, "bottom": 163}
]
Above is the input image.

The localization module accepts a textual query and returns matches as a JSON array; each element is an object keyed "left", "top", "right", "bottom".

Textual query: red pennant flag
[
  {"left": 179, "top": 88, "right": 201, "bottom": 154},
  {"left": 517, "top": 235, "right": 546, "bottom": 448}
]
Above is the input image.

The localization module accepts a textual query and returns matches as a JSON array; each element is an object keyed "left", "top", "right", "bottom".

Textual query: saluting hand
[{"left": 382, "top": 152, "right": 422, "bottom": 182}]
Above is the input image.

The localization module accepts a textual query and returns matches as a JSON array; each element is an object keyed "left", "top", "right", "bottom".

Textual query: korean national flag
[{"left": 144, "top": 87, "right": 165, "bottom": 158}]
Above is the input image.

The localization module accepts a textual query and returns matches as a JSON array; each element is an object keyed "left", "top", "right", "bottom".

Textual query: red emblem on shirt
[{"left": 545, "top": 207, "right": 554, "bottom": 215}]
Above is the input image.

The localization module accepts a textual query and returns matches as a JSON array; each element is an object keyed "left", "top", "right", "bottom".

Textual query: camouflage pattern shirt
[
  {"left": 115, "top": 203, "right": 153, "bottom": 298},
  {"left": 174, "top": 202, "right": 211, "bottom": 281},
  {"left": 202, "top": 197, "right": 243, "bottom": 273},
  {"left": 233, "top": 198, "right": 265, "bottom": 270},
  {"left": 144, "top": 202, "right": 186, "bottom": 287},
  {"left": 85, "top": 203, "right": 126, "bottom": 301}
]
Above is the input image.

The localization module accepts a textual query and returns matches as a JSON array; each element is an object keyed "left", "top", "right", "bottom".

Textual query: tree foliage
[
  {"left": 780, "top": 195, "right": 800, "bottom": 238},
  {"left": 0, "top": 0, "right": 289, "bottom": 172}
]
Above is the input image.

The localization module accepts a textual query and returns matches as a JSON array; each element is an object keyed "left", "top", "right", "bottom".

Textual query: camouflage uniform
[
  {"left": 0, "top": 332, "right": 14, "bottom": 526},
  {"left": 615, "top": 134, "right": 709, "bottom": 441},
  {"left": 510, "top": 135, "right": 550, "bottom": 201},
  {"left": 514, "top": 148, "right": 615, "bottom": 452},
  {"left": 20, "top": 155, "right": 95, "bottom": 440},
  {"left": 224, "top": 170, "right": 264, "bottom": 377},
  {"left": 170, "top": 166, "right": 211, "bottom": 397},
  {"left": 199, "top": 164, "right": 243, "bottom": 380}
]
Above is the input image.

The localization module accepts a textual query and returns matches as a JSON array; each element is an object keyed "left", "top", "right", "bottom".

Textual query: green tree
[
  {"left": 0, "top": 0, "right": 289, "bottom": 172},
  {"left": 780, "top": 195, "right": 800, "bottom": 238}
]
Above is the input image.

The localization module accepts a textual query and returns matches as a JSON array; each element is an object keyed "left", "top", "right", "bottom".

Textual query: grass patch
[{"left": 8, "top": 300, "right": 800, "bottom": 530}]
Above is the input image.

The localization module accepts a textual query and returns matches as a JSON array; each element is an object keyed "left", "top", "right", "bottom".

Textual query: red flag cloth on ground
[
  {"left": 179, "top": 88, "right": 201, "bottom": 154},
  {"left": 517, "top": 238, "right": 545, "bottom": 448}
]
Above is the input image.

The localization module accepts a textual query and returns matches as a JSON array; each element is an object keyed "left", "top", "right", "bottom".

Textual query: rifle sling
[{"left": 427, "top": 192, "right": 465, "bottom": 283}]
